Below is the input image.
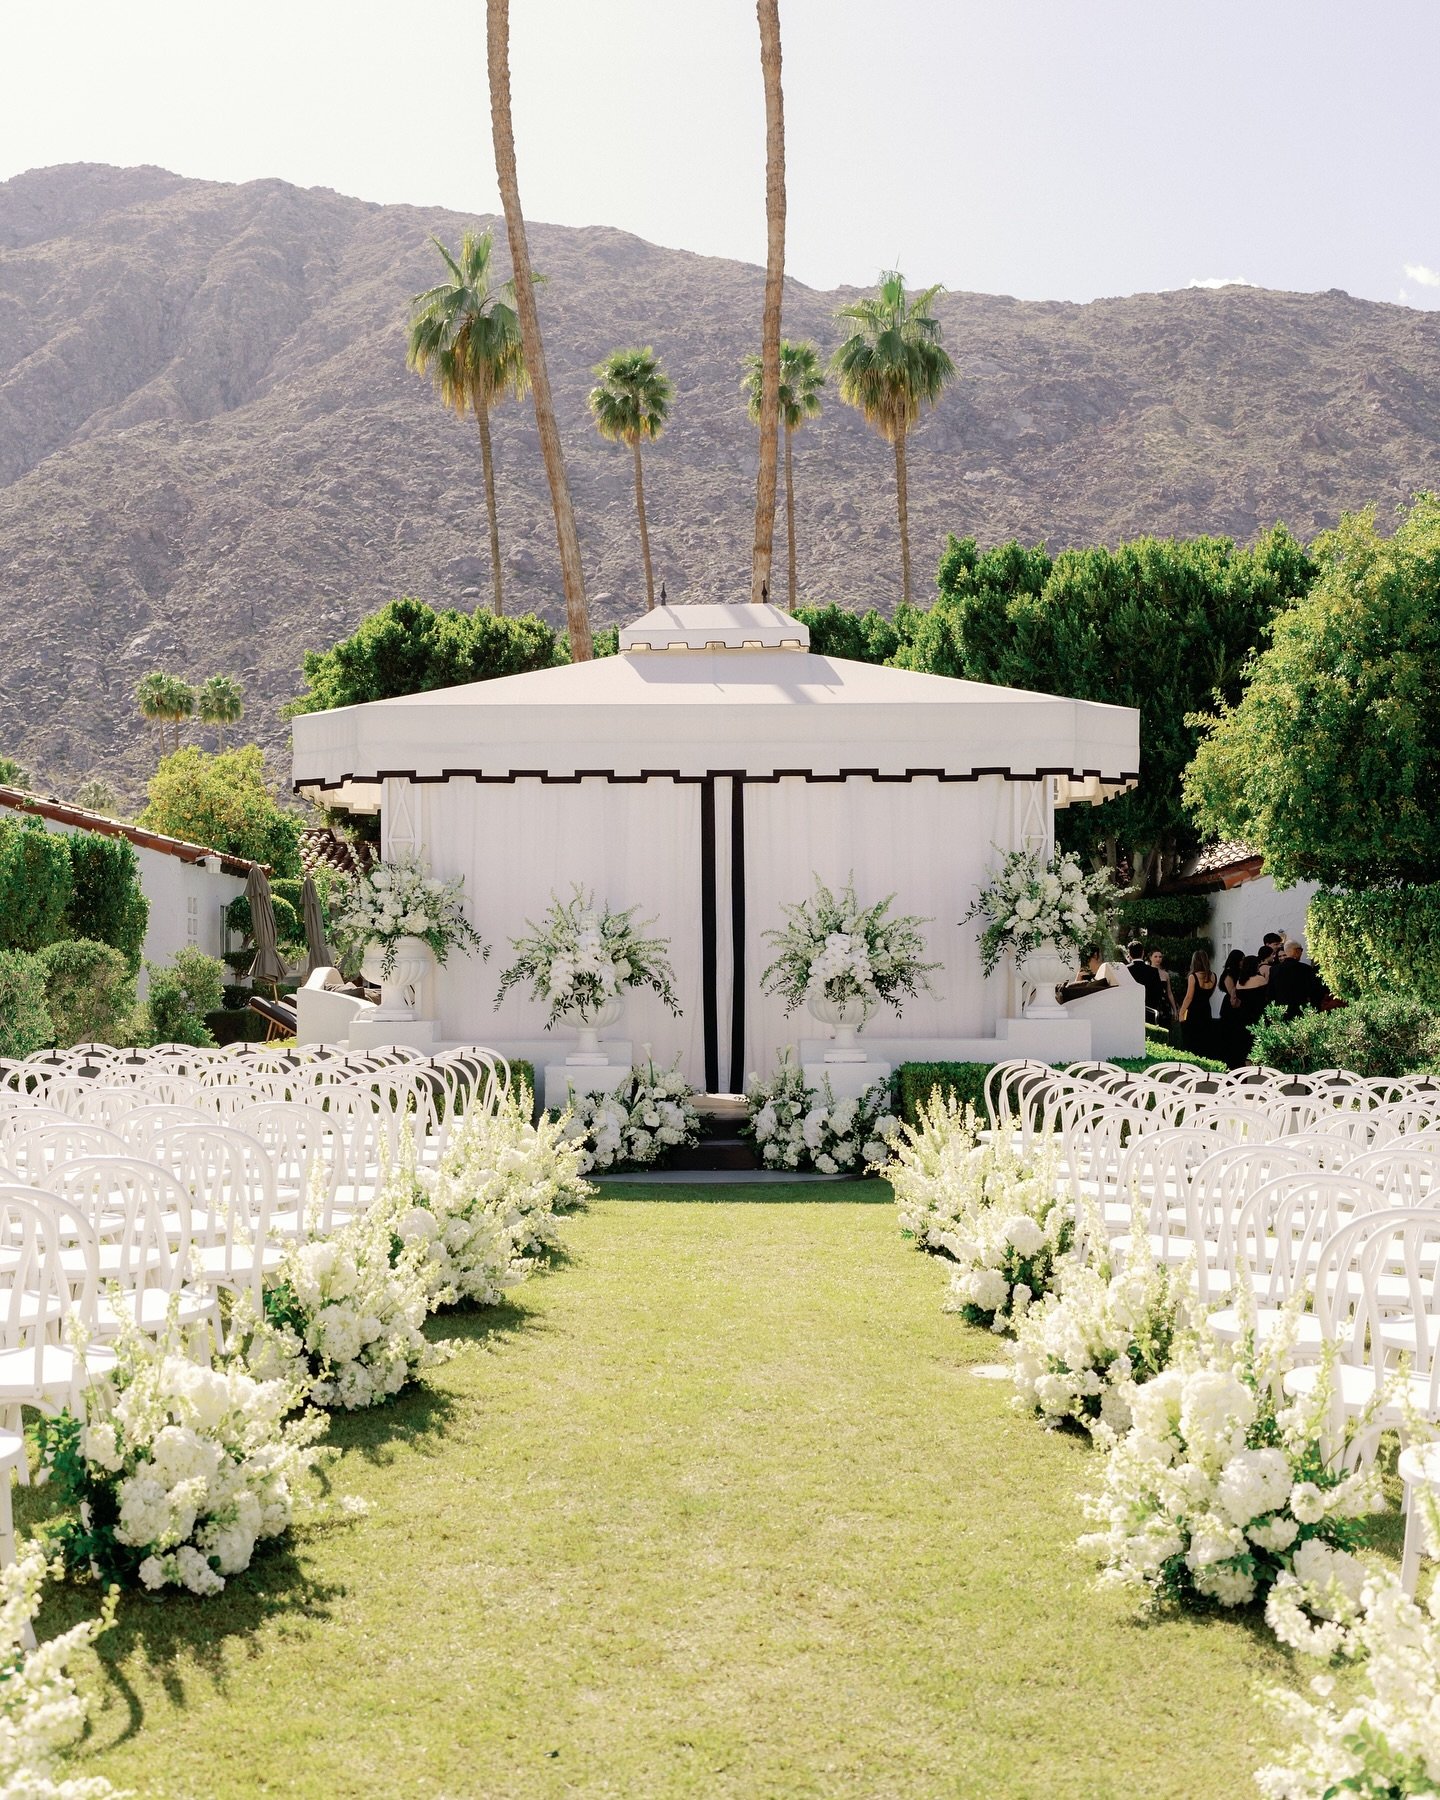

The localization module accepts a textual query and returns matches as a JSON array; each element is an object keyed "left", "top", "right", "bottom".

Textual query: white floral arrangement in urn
[
  {"left": 744, "top": 1053, "right": 899, "bottom": 1175},
  {"left": 761, "top": 875, "right": 939, "bottom": 1053},
  {"left": 965, "top": 847, "right": 1112, "bottom": 980},
  {"left": 332, "top": 850, "right": 487, "bottom": 1019},
  {"left": 1079, "top": 1327, "right": 1386, "bottom": 1616},
  {"left": 559, "top": 1056, "right": 702, "bottom": 1174},
  {"left": 36, "top": 1313, "right": 325, "bottom": 1596},
  {"left": 0, "top": 1542, "right": 125, "bottom": 1796},
  {"left": 497, "top": 888, "right": 681, "bottom": 1045}
]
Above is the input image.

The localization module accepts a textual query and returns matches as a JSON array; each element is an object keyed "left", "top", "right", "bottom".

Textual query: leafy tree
[
  {"left": 408, "top": 230, "right": 528, "bottom": 618},
  {"left": 146, "top": 946, "right": 225, "bottom": 1047},
  {"left": 744, "top": 340, "right": 823, "bottom": 607},
  {"left": 0, "top": 756, "right": 31, "bottom": 789},
  {"left": 291, "top": 598, "right": 559, "bottom": 713},
  {"left": 487, "top": 0, "right": 593, "bottom": 659},
  {"left": 750, "top": 0, "right": 786, "bottom": 603},
  {"left": 589, "top": 348, "right": 673, "bottom": 611},
  {"left": 0, "top": 818, "right": 73, "bottom": 951},
  {"left": 65, "top": 831, "right": 149, "bottom": 974},
  {"left": 36, "top": 938, "right": 136, "bottom": 1047},
  {"left": 831, "top": 272, "right": 956, "bottom": 602},
  {"left": 196, "top": 675, "right": 244, "bottom": 751},
  {"left": 1186, "top": 497, "right": 1440, "bottom": 887},
  {"left": 138, "top": 746, "right": 302, "bottom": 878},
  {"left": 794, "top": 602, "right": 898, "bottom": 664},
  {"left": 135, "top": 672, "right": 195, "bottom": 760},
  {"left": 73, "top": 776, "right": 121, "bottom": 816},
  {"left": 0, "top": 950, "right": 51, "bottom": 1057},
  {"left": 917, "top": 526, "right": 1315, "bottom": 886}
]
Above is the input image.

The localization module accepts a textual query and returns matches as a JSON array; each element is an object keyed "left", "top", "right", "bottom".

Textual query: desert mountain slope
[{"left": 2, "top": 162, "right": 1438, "bottom": 795}]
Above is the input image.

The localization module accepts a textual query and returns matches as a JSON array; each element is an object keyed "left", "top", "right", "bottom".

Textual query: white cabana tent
[{"left": 293, "top": 603, "right": 1141, "bottom": 1088}]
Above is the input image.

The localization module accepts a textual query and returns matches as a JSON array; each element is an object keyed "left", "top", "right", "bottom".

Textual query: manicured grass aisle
[{"left": 55, "top": 1188, "right": 1297, "bottom": 1798}]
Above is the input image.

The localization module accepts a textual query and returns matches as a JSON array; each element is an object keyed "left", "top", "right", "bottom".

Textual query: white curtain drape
[
  {"left": 415, "top": 778, "right": 707, "bottom": 1084},
  {"left": 740, "top": 776, "right": 1014, "bottom": 1083}
]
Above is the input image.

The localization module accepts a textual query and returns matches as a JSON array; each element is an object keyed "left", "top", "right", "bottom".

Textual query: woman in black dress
[{"left": 1178, "top": 949, "right": 1218, "bottom": 1058}]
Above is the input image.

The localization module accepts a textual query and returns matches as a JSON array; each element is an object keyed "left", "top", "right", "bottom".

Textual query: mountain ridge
[{"left": 2, "top": 161, "right": 1439, "bottom": 798}]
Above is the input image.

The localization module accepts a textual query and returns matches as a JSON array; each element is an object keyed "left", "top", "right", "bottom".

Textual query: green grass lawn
[{"left": 28, "top": 1189, "right": 1381, "bottom": 1798}]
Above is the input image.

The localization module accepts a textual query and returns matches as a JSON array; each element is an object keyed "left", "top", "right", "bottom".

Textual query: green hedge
[
  {"left": 0, "top": 819, "right": 72, "bottom": 952},
  {"left": 1308, "top": 886, "right": 1440, "bottom": 1007},
  {"left": 894, "top": 1037, "right": 1225, "bottom": 1130},
  {"left": 66, "top": 833, "right": 148, "bottom": 974},
  {"left": 1116, "top": 893, "right": 1212, "bottom": 933},
  {"left": 1249, "top": 995, "right": 1440, "bottom": 1078},
  {"left": 204, "top": 1007, "right": 272, "bottom": 1046}
]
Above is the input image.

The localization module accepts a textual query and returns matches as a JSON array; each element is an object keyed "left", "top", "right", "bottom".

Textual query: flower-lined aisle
[{"left": 888, "top": 1092, "right": 1439, "bottom": 1797}]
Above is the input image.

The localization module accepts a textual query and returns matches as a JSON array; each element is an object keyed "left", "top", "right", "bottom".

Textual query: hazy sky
[{"left": 4, "top": 0, "right": 1438, "bottom": 308}]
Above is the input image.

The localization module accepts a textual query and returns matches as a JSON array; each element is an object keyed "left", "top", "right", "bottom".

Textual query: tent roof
[{"left": 292, "top": 604, "right": 1140, "bottom": 809}]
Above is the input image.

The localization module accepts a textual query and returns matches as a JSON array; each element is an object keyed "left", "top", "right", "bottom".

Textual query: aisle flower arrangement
[
  {"left": 0, "top": 1543, "right": 123, "bottom": 1797},
  {"left": 1079, "top": 1329, "right": 1385, "bottom": 1614},
  {"left": 331, "top": 849, "right": 487, "bottom": 977},
  {"left": 376, "top": 1093, "right": 590, "bottom": 1303},
  {"left": 744, "top": 1055, "right": 899, "bottom": 1174},
  {"left": 37, "top": 1316, "right": 325, "bottom": 1595},
  {"left": 965, "top": 847, "right": 1112, "bottom": 977},
  {"left": 1257, "top": 1572, "right": 1440, "bottom": 1798},
  {"left": 1010, "top": 1234, "right": 1195, "bottom": 1439},
  {"left": 760, "top": 875, "right": 938, "bottom": 1019},
  {"left": 558, "top": 1057, "right": 702, "bottom": 1173},
  {"left": 246, "top": 1212, "right": 448, "bottom": 1410},
  {"left": 497, "top": 888, "right": 681, "bottom": 1025},
  {"left": 888, "top": 1093, "right": 1069, "bottom": 1329}
]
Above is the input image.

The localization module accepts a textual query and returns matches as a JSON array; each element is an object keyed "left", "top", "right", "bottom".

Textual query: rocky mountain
[{"left": 3, "top": 161, "right": 1439, "bottom": 801}]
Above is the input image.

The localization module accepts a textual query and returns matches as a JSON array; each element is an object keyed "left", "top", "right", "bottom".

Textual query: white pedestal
[
  {"left": 995, "top": 1014, "right": 1092, "bottom": 1061},
  {"left": 544, "top": 1061, "right": 633, "bottom": 1114},
  {"left": 800, "top": 1059, "right": 892, "bottom": 1101},
  {"left": 349, "top": 1017, "right": 440, "bottom": 1053}
]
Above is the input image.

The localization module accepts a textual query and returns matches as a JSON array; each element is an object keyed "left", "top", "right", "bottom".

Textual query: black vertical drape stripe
[
  {"left": 728, "top": 774, "right": 747, "bottom": 1092},
  {"left": 699, "top": 776, "right": 719, "bottom": 1092}
]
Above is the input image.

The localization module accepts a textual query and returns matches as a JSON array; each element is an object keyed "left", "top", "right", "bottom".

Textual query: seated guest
[
  {"left": 1265, "top": 938, "right": 1327, "bottom": 1018},
  {"left": 1059, "top": 945, "right": 1129, "bottom": 1003}
]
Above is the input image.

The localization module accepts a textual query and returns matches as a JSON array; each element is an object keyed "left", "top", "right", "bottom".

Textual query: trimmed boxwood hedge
[
  {"left": 893, "top": 1035, "right": 1225, "bottom": 1129},
  {"left": 1308, "top": 885, "right": 1440, "bottom": 1007}
]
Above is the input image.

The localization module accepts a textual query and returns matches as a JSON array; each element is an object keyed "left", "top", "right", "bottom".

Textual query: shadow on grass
[{"left": 593, "top": 1179, "right": 896, "bottom": 1206}]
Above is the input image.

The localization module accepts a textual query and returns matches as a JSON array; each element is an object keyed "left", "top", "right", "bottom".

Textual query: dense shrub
[
  {"left": 35, "top": 938, "right": 136, "bottom": 1047},
  {"left": 0, "top": 949, "right": 52, "bottom": 1057},
  {"left": 794, "top": 603, "right": 900, "bottom": 664},
  {"left": 225, "top": 890, "right": 301, "bottom": 947},
  {"left": 139, "top": 746, "right": 302, "bottom": 877},
  {"left": 0, "top": 817, "right": 72, "bottom": 952},
  {"left": 1249, "top": 995, "right": 1440, "bottom": 1078},
  {"left": 1307, "top": 884, "right": 1440, "bottom": 1007},
  {"left": 146, "top": 947, "right": 226, "bottom": 1047},
  {"left": 65, "top": 830, "right": 149, "bottom": 973}
]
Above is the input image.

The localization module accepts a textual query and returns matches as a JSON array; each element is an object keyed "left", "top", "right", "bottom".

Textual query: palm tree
[
  {"left": 486, "top": 0, "right": 593, "bottom": 659},
  {"left": 589, "top": 349, "right": 673, "bottom": 610},
  {"left": 197, "top": 674, "right": 244, "bottom": 751},
  {"left": 831, "top": 272, "right": 957, "bottom": 603},
  {"left": 743, "top": 339, "right": 823, "bottom": 608},
  {"left": 136, "top": 672, "right": 194, "bottom": 760},
  {"left": 408, "top": 231, "right": 527, "bottom": 617},
  {"left": 751, "top": 0, "right": 787, "bottom": 604}
]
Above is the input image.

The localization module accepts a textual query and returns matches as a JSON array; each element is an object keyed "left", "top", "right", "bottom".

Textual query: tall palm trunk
[
  {"left": 487, "top": 0, "right": 593, "bottom": 659},
  {"left": 783, "top": 421, "right": 797, "bottom": 607},
  {"left": 750, "top": 0, "right": 786, "bottom": 603},
  {"left": 632, "top": 440, "right": 656, "bottom": 610},
  {"left": 476, "top": 403, "right": 505, "bottom": 616},
  {"left": 893, "top": 426, "right": 912, "bottom": 604}
]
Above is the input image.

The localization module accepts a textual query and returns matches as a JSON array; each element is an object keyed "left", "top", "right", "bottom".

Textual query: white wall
[
  {"left": 1208, "top": 873, "right": 1321, "bottom": 967},
  {"left": 32, "top": 818, "right": 248, "bottom": 993}
]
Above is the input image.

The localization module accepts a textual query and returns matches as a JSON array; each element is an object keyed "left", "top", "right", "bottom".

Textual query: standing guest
[
  {"left": 1265, "top": 938, "right": 1326, "bottom": 1018},
  {"left": 1228, "top": 954, "right": 1271, "bottom": 1067},
  {"left": 1262, "top": 931, "right": 1284, "bottom": 959},
  {"left": 1148, "top": 949, "right": 1177, "bottom": 1026},
  {"left": 1218, "top": 949, "right": 1248, "bottom": 1067},
  {"left": 1125, "top": 939, "right": 1166, "bottom": 1022},
  {"left": 1177, "top": 949, "right": 1218, "bottom": 1057}
]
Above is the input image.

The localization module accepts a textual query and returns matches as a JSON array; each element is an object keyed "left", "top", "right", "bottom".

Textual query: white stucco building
[
  {"left": 1166, "top": 840, "right": 1320, "bottom": 964},
  {"left": 0, "top": 786, "right": 254, "bottom": 990},
  {"left": 292, "top": 603, "right": 1143, "bottom": 1085}
]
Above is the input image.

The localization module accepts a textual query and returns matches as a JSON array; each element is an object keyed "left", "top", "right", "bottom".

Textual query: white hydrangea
[
  {"left": 561, "top": 1058, "right": 701, "bottom": 1174},
  {"left": 744, "top": 1057, "right": 899, "bottom": 1176}
]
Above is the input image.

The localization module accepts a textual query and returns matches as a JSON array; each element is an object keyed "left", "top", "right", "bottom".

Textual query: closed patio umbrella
[
  {"left": 245, "top": 864, "right": 287, "bottom": 988},
  {"left": 301, "top": 874, "right": 333, "bottom": 979}
]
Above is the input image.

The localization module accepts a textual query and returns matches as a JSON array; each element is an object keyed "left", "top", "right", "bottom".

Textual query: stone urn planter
[
  {"left": 557, "top": 994, "right": 624, "bottom": 1065},
  {"left": 806, "top": 991, "right": 872, "bottom": 1062},
  {"left": 362, "top": 935, "right": 433, "bottom": 1020},
  {"left": 1017, "top": 941, "right": 1073, "bottom": 1019}
]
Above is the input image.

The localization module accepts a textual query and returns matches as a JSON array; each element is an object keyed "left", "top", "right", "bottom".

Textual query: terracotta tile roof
[
  {"left": 299, "top": 826, "right": 369, "bottom": 880},
  {"left": 0, "top": 785, "right": 259, "bottom": 877},
  {"left": 1163, "top": 840, "right": 1264, "bottom": 893}
]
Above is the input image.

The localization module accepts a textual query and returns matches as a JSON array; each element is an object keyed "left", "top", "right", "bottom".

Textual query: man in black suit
[
  {"left": 1265, "top": 939, "right": 1326, "bottom": 1018},
  {"left": 1125, "top": 939, "right": 1166, "bottom": 1022}
]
